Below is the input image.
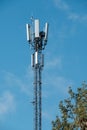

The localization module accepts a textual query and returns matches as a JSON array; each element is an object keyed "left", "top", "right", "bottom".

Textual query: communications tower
[{"left": 26, "top": 18, "right": 49, "bottom": 130}]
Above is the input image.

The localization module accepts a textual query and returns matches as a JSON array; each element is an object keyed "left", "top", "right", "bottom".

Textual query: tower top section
[{"left": 26, "top": 18, "right": 49, "bottom": 51}]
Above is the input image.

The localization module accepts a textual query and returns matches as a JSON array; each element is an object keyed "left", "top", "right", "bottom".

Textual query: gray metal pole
[
  {"left": 39, "top": 67, "right": 42, "bottom": 130},
  {"left": 34, "top": 67, "right": 38, "bottom": 130}
]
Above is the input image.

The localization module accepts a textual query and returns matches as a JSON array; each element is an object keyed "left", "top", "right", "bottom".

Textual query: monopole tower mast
[{"left": 26, "top": 18, "right": 49, "bottom": 130}]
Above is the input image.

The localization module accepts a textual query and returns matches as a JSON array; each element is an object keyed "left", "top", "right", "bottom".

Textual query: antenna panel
[
  {"left": 35, "top": 19, "right": 39, "bottom": 38},
  {"left": 35, "top": 51, "right": 38, "bottom": 65},
  {"left": 26, "top": 24, "right": 31, "bottom": 42},
  {"left": 44, "top": 23, "right": 49, "bottom": 42},
  {"left": 31, "top": 54, "right": 35, "bottom": 67}
]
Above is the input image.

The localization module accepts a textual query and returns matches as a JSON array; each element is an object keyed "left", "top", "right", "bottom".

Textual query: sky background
[{"left": 0, "top": 0, "right": 87, "bottom": 130}]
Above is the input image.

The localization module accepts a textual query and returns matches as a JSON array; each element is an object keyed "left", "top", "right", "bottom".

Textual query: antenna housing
[{"left": 26, "top": 24, "right": 31, "bottom": 42}]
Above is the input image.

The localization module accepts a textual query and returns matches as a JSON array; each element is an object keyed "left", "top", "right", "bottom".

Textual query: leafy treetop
[{"left": 52, "top": 82, "right": 87, "bottom": 130}]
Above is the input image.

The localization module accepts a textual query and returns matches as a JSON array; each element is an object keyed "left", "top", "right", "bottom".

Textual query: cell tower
[{"left": 26, "top": 18, "right": 49, "bottom": 130}]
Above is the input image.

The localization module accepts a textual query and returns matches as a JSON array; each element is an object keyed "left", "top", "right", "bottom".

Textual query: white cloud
[
  {"left": 52, "top": 76, "right": 72, "bottom": 89},
  {"left": 46, "top": 56, "right": 62, "bottom": 70},
  {"left": 54, "top": 0, "right": 69, "bottom": 11},
  {"left": 42, "top": 111, "right": 52, "bottom": 120},
  {"left": 54, "top": 0, "right": 87, "bottom": 23},
  {"left": 68, "top": 13, "right": 80, "bottom": 21},
  {"left": 68, "top": 13, "right": 87, "bottom": 23},
  {"left": 43, "top": 74, "right": 73, "bottom": 97},
  {"left": 0, "top": 68, "right": 33, "bottom": 120},
  {"left": 42, "top": 55, "right": 73, "bottom": 98},
  {"left": 3, "top": 70, "right": 33, "bottom": 96},
  {"left": 0, "top": 91, "right": 16, "bottom": 116},
  {"left": 82, "top": 15, "right": 87, "bottom": 21}
]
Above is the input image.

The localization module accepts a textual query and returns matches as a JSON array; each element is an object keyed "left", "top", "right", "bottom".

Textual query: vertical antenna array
[{"left": 26, "top": 18, "right": 49, "bottom": 130}]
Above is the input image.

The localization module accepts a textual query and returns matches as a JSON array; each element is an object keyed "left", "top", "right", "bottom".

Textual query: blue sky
[{"left": 0, "top": 0, "right": 87, "bottom": 130}]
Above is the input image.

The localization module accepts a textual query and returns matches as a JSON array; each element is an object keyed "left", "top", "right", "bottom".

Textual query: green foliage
[{"left": 52, "top": 82, "right": 87, "bottom": 130}]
